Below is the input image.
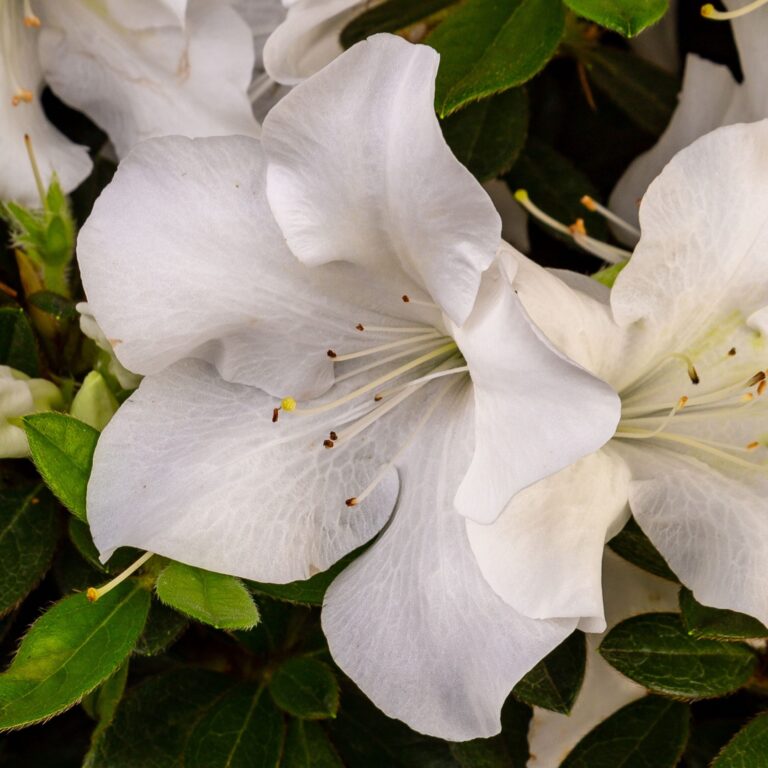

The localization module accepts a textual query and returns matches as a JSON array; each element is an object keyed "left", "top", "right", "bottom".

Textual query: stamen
[
  {"left": 401, "top": 294, "right": 438, "bottom": 309},
  {"left": 747, "top": 371, "right": 766, "bottom": 387},
  {"left": 702, "top": 0, "right": 768, "bottom": 19},
  {"left": 759, "top": 381, "right": 766, "bottom": 396},
  {"left": 374, "top": 363, "right": 468, "bottom": 401},
  {"left": 333, "top": 338, "right": 446, "bottom": 384},
  {"left": 23, "top": 0, "right": 40, "bottom": 26},
  {"left": 355, "top": 324, "right": 434, "bottom": 334},
  {"left": 728, "top": 347, "right": 737, "bottom": 356},
  {"left": 670, "top": 353, "right": 700, "bottom": 384},
  {"left": 330, "top": 332, "right": 441, "bottom": 363},
  {"left": 580, "top": 195, "right": 641, "bottom": 238},
  {"left": 24, "top": 134, "right": 46, "bottom": 206},
  {"left": 86, "top": 551, "right": 153, "bottom": 602}
]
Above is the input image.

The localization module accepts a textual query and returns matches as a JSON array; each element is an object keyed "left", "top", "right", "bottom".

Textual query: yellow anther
[
  {"left": 569, "top": 218, "right": 587, "bottom": 236},
  {"left": 514, "top": 189, "right": 529, "bottom": 203},
  {"left": 281, "top": 397, "right": 297, "bottom": 412},
  {"left": 580, "top": 195, "right": 597, "bottom": 212},
  {"left": 12, "top": 89, "right": 33, "bottom": 106},
  {"left": 747, "top": 441, "right": 761, "bottom": 451},
  {"left": 678, "top": 395, "right": 688, "bottom": 409},
  {"left": 742, "top": 392, "right": 755, "bottom": 403},
  {"left": 24, "top": 13, "right": 41, "bottom": 27},
  {"left": 86, "top": 587, "right": 98, "bottom": 602}
]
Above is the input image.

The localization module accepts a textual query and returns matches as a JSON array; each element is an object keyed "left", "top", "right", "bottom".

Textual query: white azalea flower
[
  {"left": 0, "top": 0, "right": 91, "bottom": 204},
  {"left": 0, "top": 364, "right": 62, "bottom": 457},
  {"left": 473, "top": 120, "right": 768, "bottom": 633},
  {"left": 527, "top": 552, "right": 678, "bottom": 768},
  {"left": 611, "top": 0, "right": 766, "bottom": 235},
  {"left": 77, "top": 35, "right": 620, "bottom": 739}
]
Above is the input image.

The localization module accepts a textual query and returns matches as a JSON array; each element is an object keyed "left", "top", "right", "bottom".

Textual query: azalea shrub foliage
[{"left": 3, "top": 0, "right": 768, "bottom": 766}]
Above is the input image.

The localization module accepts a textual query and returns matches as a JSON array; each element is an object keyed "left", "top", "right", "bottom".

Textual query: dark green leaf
[
  {"left": 427, "top": 0, "right": 565, "bottom": 116},
  {"left": 505, "top": 139, "right": 608, "bottom": 245},
  {"left": 87, "top": 669, "right": 236, "bottom": 767},
  {"left": 82, "top": 662, "right": 128, "bottom": 726},
  {"left": 599, "top": 613, "right": 758, "bottom": 699},
  {"left": 23, "top": 413, "right": 99, "bottom": 521},
  {"left": 442, "top": 88, "right": 528, "bottom": 181},
  {"left": 563, "top": 0, "right": 668, "bottom": 36},
  {"left": 184, "top": 683, "right": 284, "bottom": 768},
  {"left": 0, "top": 482, "right": 59, "bottom": 616},
  {"left": 283, "top": 720, "right": 344, "bottom": 768},
  {"left": 341, "top": 0, "right": 457, "bottom": 48},
  {"left": 712, "top": 713, "right": 768, "bottom": 767},
  {"left": 450, "top": 697, "right": 532, "bottom": 767},
  {"left": 0, "top": 580, "right": 150, "bottom": 729},
  {"left": 154, "top": 561, "right": 259, "bottom": 630},
  {"left": 608, "top": 517, "right": 677, "bottom": 582},
  {"left": 560, "top": 695, "right": 689, "bottom": 767},
  {"left": 270, "top": 657, "right": 339, "bottom": 720},
  {"left": 0, "top": 305, "right": 38, "bottom": 376},
  {"left": 27, "top": 291, "right": 77, "bottom": 322},
  {"left": 514, "top": 631, "right": 586, "bottom": 714},
  {"left": 578, "top": 46, "right": 678, "bottom": 136},
  {"left": 680, "top": 588, "right": 768, "bottom": 642},
  {"left": 133, "top": 600, "right": 188, "bottom": 656}
]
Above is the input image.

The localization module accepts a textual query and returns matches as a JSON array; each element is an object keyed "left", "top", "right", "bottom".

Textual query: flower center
[
  {"left": 1, "top": 0, "right": 40, "bottom": 106},
  {"left": 614, "top": 324, "right": 768, "bottom": 473},
  {"left": 701, "top": 0, "right": 768, "bottom": 21}
]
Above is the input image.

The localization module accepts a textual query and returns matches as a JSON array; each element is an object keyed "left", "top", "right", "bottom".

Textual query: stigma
[{"left": 702, "top": 0, "right": 768, "bottom": 20}]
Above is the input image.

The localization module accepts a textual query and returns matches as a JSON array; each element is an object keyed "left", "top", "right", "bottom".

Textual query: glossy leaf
[
  {"left": 0, "top": 482, "right": 60, "bottom": 616},
  {"left": 599, "top": 613, "right": 758, "bottom": 699},
  {"left": 514, "top": 630, "right": 586, "bottom": 714},
  {"left": 23, "top": 413, "right": 99, "bottom": 521},
  {"left": 560, "top": 695, "right": 689, "bottom": 767},
  {"left": 282, "top": 720, "right": 344, "bottom": 768},
  {"left": 608, "top": 517, "right": 677, "bottom": 582},
  {"left": 442, "top": 88, "right": 528, "bottom": 181},
  {"left": 270, "top": 657, "right": 339, "bottom": 720},
  {"left": 712, "top": 713, "right": 768, "bottom": 767},
  {"left": 155, "top": 562, "right": 259, "bottom": 630},
  {"left": 427, "top": 0, "right": 565, "bottom": 116},
  {"left": 0, "top": 580, "right": 150, "bottom": 729},
  {"left": 133, "top": 601, "right": 188, "bottom": 656},
  {"left": 0, "top": 304, "right": 38, "bottom": 376},
  {"left": 341, "top": 0, "right": 457, "bottom": 48},
  {"left": 563, "top": 0, "right": 668, "bottom": 37},
  {"left": 680, "top": 588, "right": 768, "bottom": 642}
]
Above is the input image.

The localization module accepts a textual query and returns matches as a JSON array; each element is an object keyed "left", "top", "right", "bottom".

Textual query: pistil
[{"left": 702, "top": 0, "right": 768, "bottom": 19}]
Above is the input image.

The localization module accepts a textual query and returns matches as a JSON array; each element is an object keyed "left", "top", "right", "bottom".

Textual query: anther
[
  {"left": 702, "top": 0, "right": 768, "bottom": 20},
  {"left": 759, "top": 381, "right": 767, "bottom": 396},
  {"left": 327, "top": 349, "right": 337, "bottom": 358},
  {"left": 580, "top": 194, "right": 641, "bottom": 238},
  {"left": 742, "top": 393, "right": 755, "bottom": 403},
  {"left": 748, "top": 371, "right": 766, "bottom": 387},
  {"left": 678, "top": 395, "right": 688, "bottom": 409},
  {"left": 272, "top": 408, "right": 280, "bottom": 423},
  {"left": 345, "top": 497, "right": 358, "bottom": 507},
  {"left": 329, "top": 431, "right": 338, "bottom": 441},
  {"left": 688, "top": 365, "right": 700, "bottom": 385},
  {"left": 402, "top": 295, "right": 410, "bottom": 303},
  {"left": 569, "top": 218, "right": 587, "bottom": 236},
  {"left": 12, "top": 89, "right": 33, "bottom": 106},
  {"left": 23, "top": 0, "right": 40, "bottom": 26},
  {"left": 356, "top": 323, "right": 365, "bottom": 331},
  {"left": 747, "top": 441, "right": 761, "bottom": 451},
  {"left": 728, "top": 347, "right": 737, "bottom": 356},
  {"left": 323, "top": 439, "right": 335, "bottom": 449}
]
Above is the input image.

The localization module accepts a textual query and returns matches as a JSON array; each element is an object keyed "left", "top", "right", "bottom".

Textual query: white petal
[
  {"left": 37, "top": 0, "right": 258, "bottom": 159},
  {"left": 528, "top": 551, "right": 679, "bottom": 768},
  {"left": 609, "top": 54, "right": 739, "bottom": 238},
  {"left": 77, "top": 135, "right": 421, "bottom": 400},
  {"left": 322, "top": 380, "right": 576, "bottom": 740},
  {"left": 103, "top": 0, "right": 188, "bottom": 28},
  {"left": 262, "top": 0, "right": 363, "bottom": 84},
  {"left": 0, "top": 5, "right": 90, "bottom": 204},
  {"left": 612, "top": 120, "right": 768, "bottom": 350},
  {"left": 622, "top": 444, "right": 768, "bottom": 626},
  {"left": 467, "top": 448, "right": 631, "bottom": 624},
  {"left": 262, "top": 34, "right": 501, "bottom": 326},
  {"left": 87, "top": 358, "right": 419, "bottom": 581},
  {"left": 452, "top": 262, "right": 621, "bottom": 524}
]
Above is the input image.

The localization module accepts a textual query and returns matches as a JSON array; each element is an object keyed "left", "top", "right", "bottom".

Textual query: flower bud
[{"left": 70, "top": 371, "right": 119, "bottom": 431}]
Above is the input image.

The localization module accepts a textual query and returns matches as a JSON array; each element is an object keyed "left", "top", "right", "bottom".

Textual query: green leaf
[
  {"left": 608, "top": 517, "right": 677, "bottom": 582},
  {"left": 154, "top": 561, "right": 259, "bottom": 630},
  {"left": 184, "top": 683, "right": 284, "bottom": 768},
  {"left": 679, "top": 588, "right": 768, "bottom": 642},
  {"left": 340, "top": 0, "right": 457, "bottom": 48},
  {"left": 504, "top": 139, "right": 608, "bottom": 245},
  {"left": 82, "top": 662, "right": 129, "bottom": 725},
  {"left": 23, "top": 412, "right": 99, "bottom": 522},
  {"left": 514, "top": 630, "right": 586, "bottom": 714},
  {"left": 0, "top": 305, "right": 39, "bottom": 377},
  {"left": 599, "top": 613, "right": 758, "bottom": 699},
  {"left": 578, "top": 46, "right": 678, "bottom": 136},
  {"left": 0, "top": 482, "right": 60, "bottom": 616},
  {"left": 712, "top": 713, "right": 768, "bottom": 767},
  {"left": 133, "top": 601, "right": 188, "bottom": 656},
  {"left": 450, "top": 697, "right": 532, "bottom": 767},
  {"left": 441, "top": 88, "right": 528, "bottom": 181},
  {"left": 427, "top": 0, "right": 565, "bottom": 116},
  {"left": 270, "top": 657, "right": 339, "bottom": 720},
  {"left": 283, "top": 720, "right": 344, "bottom": 768},
  {"left": 560, "top": 695, "right": 689, "bottom": 767},
  {"left": 0, "top": 579, "right": 150, "bottom": 729},
  {"left": 563, "top": 0, "right": 668, "bottom": 36}
]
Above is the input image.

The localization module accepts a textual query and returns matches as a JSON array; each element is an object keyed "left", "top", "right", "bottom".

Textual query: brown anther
[
  {"left": 401, "top": 294, "right": 410, "bottom": 303},
  {"left": 747, "top": 441, "right": 760, "bottom": 451},
  {"left": 374, "top": 394, "right": 383, "bottom": 402},
  {"left": 345, "top": 497, "right": 358, "bottom": 507},
  {"left": 747, "top": 371, "right": 766, "bottom": 387},
  {"left": 329, "top": 431, "right": 338, "bottom": 441},
  {"left": 356, "top": 323, "right": 365, "bottom": 331},
  {"left": 327, "top": 349, "right": 337, "bottom": 358},
  {"left": 688, "top": 365, "right": 700, "bottom": 385},
  {"left": 569, "top": 218, "right": 587, "bottom": 236},
  {"left": 728, "top": 347, "right": 737, "bottom": 356},
  {"left": 323, "top": 439, "right": 335, "bottom": 449},
  {"left": 272, "top": 408, "right": 280, "bottom": 423},
  {"left": 24, "top": 14, "right": 41, "bottom": 27},
  {"left": 580, "top": 195, "right": 597, "bottom": 212}
]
